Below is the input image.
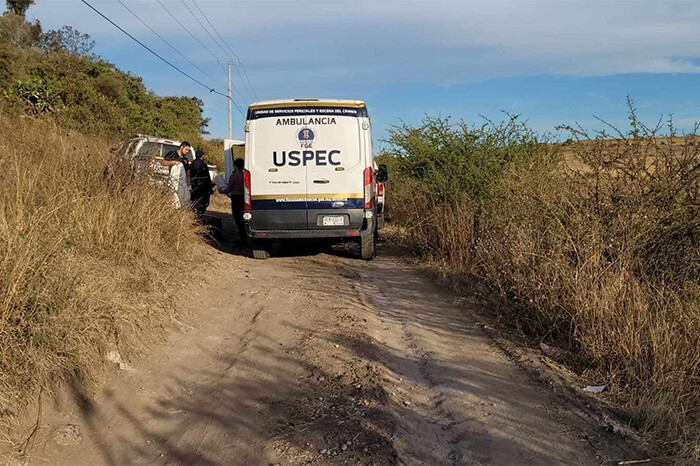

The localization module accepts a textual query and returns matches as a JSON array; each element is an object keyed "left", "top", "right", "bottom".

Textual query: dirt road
[{"left": 30, "top": 214, "right": 649, "bottom": 465}]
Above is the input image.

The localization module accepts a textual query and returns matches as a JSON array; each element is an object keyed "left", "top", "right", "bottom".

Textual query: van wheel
[
  {"left": 360, "top": 232, "right": 375, "bottom": 261},
  {"left": 252, "top": 240, "right": 270, "bottom": 260}
]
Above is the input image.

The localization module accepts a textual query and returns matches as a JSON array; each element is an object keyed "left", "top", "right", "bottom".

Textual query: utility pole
[{"left": 219, "top": 59, "right": 235, "bottom": 139}]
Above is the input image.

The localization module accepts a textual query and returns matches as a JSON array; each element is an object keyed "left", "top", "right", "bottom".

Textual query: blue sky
[{"left": 14, "top": 0, "right": 700, "bottom": 146}]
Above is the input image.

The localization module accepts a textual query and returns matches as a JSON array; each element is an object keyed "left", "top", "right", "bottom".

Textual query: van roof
[{"left": 248, "top": 99, "right": 366, "bottom": 110}]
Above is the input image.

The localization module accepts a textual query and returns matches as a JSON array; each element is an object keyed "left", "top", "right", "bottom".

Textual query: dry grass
[
  {"left": 385, "top": 114, "right": 700, "bottom": 458},
  {"left": 479, "top": 134, "right": 700, "bottom": 456},
  {"left": 0, "top": 115, "right": 208, "bottom": 442}
]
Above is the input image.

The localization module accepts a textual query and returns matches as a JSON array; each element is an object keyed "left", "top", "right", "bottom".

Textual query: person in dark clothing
[
  {"left": 189, "top": 150, "right": 213, "bottom": 218},
  {"left": 219, "top": 158, "right": 247, "bottom": 245},
  {"left": 162, "top": 141, "right": 192, "bottom": 185}
]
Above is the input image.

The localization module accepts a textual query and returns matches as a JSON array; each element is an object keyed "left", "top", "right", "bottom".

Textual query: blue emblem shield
[{"left": 298, "top": 128, "right": 315, "bottom": 142}]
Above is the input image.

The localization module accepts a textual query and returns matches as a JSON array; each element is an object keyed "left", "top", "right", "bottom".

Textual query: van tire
[
  {"left": 252, "top": 240, "right": 270, "bottom": 260},
  {"left": 360, "top": 231, "right": 375, "bottom": 260}
]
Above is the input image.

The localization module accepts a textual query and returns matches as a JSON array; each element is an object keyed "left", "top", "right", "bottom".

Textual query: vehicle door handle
[{"left": 313, "top": 179, "right": 330, "bottom": 184}]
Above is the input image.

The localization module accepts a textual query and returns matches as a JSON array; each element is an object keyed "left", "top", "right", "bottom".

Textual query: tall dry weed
[
  {"left": 384, "top": 106, "right": 700, "bottom": 457},
  {"left": 0, "top": 115, "right": 207, "bottom": 435}
]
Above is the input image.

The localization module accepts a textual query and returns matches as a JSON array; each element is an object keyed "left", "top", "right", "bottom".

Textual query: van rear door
[
  {"left": 247, "top": 112, "right": 308, "bottom": 230},
  {"left": 305, "top": 114, "right": 365, "bottom": 229}
]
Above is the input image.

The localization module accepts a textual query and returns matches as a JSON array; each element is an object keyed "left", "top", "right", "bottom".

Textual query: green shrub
[
  {"left": 10, "top": 74, "right": 62, "bottom": 114},
  {"left": 0, "top": 12, "right": 212, "bottom": 143},
  {"left": 382, "top": 115, "right": 559, "bottom": 261},
  {"left": 384, "top": 106, "right": 700, "bottom": 458}
]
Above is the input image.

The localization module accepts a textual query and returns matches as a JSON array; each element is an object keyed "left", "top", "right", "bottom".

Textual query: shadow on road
[
  {"left": 58, "top": 238, "right": 644, "bottom": 465},
  {"left": 200, "top": 210, "right": 249, "bottom": 258},
  {"left": 64, "top": 330, "right": 400, "bottom": 464},
  {"left": 202, "top": 206, "right": 367, "bottom": 261}
]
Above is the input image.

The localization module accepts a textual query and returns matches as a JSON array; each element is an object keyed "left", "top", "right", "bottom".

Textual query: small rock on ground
[{"left": 53, "top": 424, "right": 82, "bottom": 446}]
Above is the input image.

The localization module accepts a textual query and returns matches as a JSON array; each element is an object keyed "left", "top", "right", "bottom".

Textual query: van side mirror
[{"left": 376, "top": 164, "right": 388, "bottom": 183}]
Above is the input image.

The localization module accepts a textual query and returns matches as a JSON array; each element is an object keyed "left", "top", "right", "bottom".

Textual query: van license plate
[{"left": 322, "top": 215, "right": 344, "bottom": 226}]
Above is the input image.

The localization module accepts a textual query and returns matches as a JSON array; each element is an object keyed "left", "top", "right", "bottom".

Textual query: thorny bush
[{"left": 382, "top": 103, "right": 700, "bottom": 458}]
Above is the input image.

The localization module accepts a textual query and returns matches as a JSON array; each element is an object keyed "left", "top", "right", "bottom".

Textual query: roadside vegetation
[
  {"left": 3, "top": 0, "right": 697, "bottom": 459},
  {"left": 381, "top": 103, "right": 700, "bottom": 458},
  {"left": 0, "top": 114, "right": 208, "bottom": 445},
  {"left": 0, "top": 1, "right": 221, "bottom": 155},
  {"left": 0, "top": 1, "right": 213, "bottom": 449}
]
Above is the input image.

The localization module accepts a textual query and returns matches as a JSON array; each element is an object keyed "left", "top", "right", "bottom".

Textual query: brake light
[
  {"left": 378, "top": 182, "right": 384, "bottom": 197},
  {"left": 244, "top": 169, "right": 251, "bottom": 211},
  {"left": 363, "top": 167, "right": 374, "bottom": 210}
]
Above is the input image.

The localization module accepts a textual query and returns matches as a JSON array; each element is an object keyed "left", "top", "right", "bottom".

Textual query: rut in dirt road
[
  {"left": 30, "top": 237, "right": 649, "bottom": 465},
  {"left": 344, "top": 257, "right": 647, "bottom": 465}
]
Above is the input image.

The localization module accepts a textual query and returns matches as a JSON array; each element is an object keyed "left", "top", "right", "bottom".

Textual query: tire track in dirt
[
  {"left": 26, "top": 257, "right": 323, "bottom": 465},
  {"left": 337, "top": 252, "right": 649, "bottom": 465},
  {"left": 351, "top": 263, "right": 473, "bottom": 464},
  {"left": 23, "top": 235, "right": 651, "bottom": 465}
]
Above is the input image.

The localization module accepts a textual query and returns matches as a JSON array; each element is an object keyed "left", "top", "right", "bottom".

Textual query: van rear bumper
[
  {"left": 248, "top": 228, "right": 364, "bottom": 240},
  {"left": 248, "top": 218, "right": 374, "bottom": 240}
]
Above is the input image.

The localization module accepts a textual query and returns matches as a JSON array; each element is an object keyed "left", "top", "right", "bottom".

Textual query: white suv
[{"left": 115, "top": 135, "right": 217, "bottom": 209}]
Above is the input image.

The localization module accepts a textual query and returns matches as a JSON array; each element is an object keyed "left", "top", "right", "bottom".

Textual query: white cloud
[
  {"left": 15, "top": 0, "right": 700, "bottom": 136},
  {"left": 24, "top": 0, "right": 700, "bottom": 83}
]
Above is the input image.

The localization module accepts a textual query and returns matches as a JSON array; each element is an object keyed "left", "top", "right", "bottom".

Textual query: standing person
[
  {"left": 162, "top": 141, "right": 191, "bottom": 173},
  {"left": 189, "top": 150, "right": 213, "bottom": 218},
  {"left": 219, "top": 158, "right": 247, "bottom": 246},
  {"left": 161, "top": 141, "right": 192, "bottom": 208},
  {"left": 162, "top": 141, "right": 192, "bottom": 186}
]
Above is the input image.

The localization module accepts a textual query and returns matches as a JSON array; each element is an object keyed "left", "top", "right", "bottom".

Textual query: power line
[
  {"left": 230, "top": 93, "right": 246, "bottom": 118},
  {"left": 115, "top": 0, "right": 223, "bottom": 88},
  {"left": 190, "top": 0, "right": 260, "bottom": 101},
  {"left": 123, "top": 0, "right": 246, "bottom": 116},
  {"left": 179, "top": 0, "right": 230, "bottom": 65},
  {"left": 79, "top": 0, "right": 229, "bottom": 100},
  {"left": 191, "top": 0, "right": 241, "bottom": 61},
  {"left": 239, "top": 63, "right": 260, "bottom": 101},
  {"left": 231, "top": 101, "right": 246, "bottom": 118},
  {"left": 183, "top": 0, "right": 256, "bottom": 102},
  {"left": 232, "top": 63, "right": 256, "bottom": 102},
  {"left": 155, "top": 0, "right": 226, "bottom": 73},
  {"left": 232, "top": 85, "right": 249, "bottom": 107}
]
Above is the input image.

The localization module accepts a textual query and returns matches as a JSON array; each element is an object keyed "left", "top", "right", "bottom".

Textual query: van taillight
[
  {"left": 244, "top": 169, "right": 251, "bottom": 211},
  {"left": 363, "top": 167, "right": 373, "bottom": 210},
  {"left": 378, "top": 182, "right": 384, "bottom": 197}
]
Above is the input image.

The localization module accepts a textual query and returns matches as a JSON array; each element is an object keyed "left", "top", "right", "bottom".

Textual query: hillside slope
[{"left": 0, "top": 115, "right": 207, "bottom": 450}]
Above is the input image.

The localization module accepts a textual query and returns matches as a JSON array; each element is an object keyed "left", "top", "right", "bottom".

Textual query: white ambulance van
[{"left": 243, "top": 99, "right": 388, "bottom": 260}]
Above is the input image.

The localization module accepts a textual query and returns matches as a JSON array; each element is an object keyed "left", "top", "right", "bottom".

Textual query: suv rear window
[{"left": 138, "top": 142, "right": 179, "bottom": 159}]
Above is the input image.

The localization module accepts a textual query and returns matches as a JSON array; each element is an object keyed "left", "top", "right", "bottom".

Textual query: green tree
[
  {"left": 0, "top": 12, "right": 41, "bottom": 49},
  {"left": 0, "top": 6, "right": 213, "bottom": 143},
  {"left": 5, "top": 0, "right": 34, "bottom": 17},
  {"left": 41, "top": 25, "right": 94, "bottom": 57}
]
